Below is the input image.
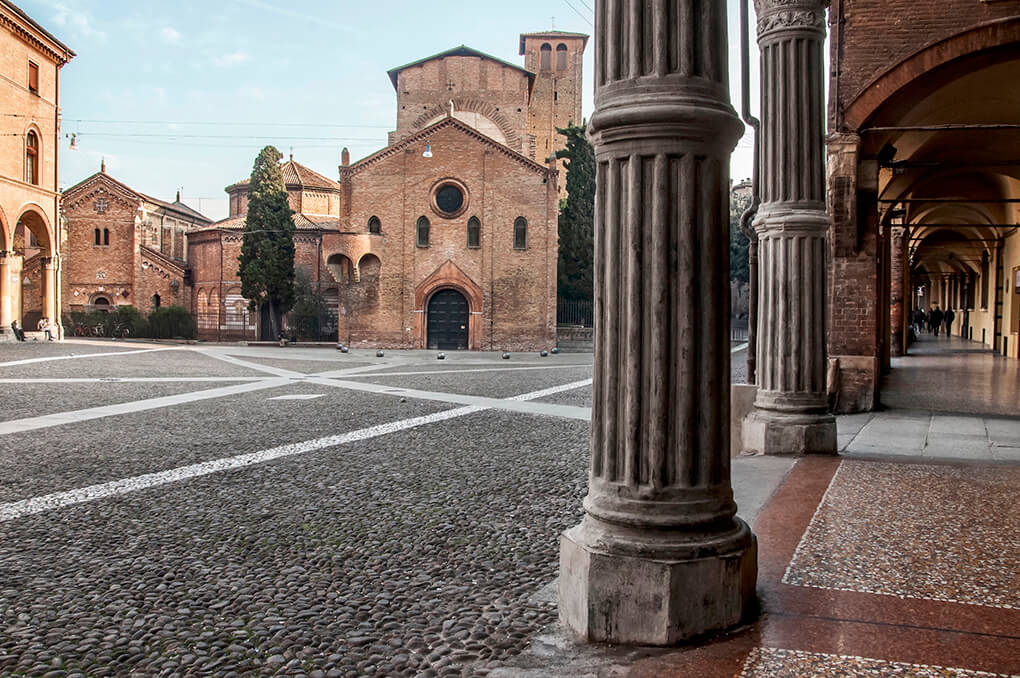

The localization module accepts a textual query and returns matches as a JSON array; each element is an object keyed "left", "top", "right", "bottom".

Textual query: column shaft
[
  {"left": 743, "top": 0, "right": 836, "bottom": 453},
  {"left": 0, "top": 255, "right": 11, "bottom": 336},
  {"left": 560, "top": 0, "right": 756, "bottom": 645},
  {"left": 890, "top": 226, "right": 906, "bottom": 357}
]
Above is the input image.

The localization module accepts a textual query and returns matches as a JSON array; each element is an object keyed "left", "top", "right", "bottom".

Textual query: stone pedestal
[
  {"left": 744, "top": 0, "right": 836, "bottom": 454},
  {"left": 558, "top": 0, "right": 757, "bottom": 645}
]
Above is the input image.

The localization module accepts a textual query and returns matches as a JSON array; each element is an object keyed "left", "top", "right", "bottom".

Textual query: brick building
[
  {"left": 0, "top": 0, "right": 73, "bottom": 338},
  {"left": 61, "top": 167, "right": 212, "bottom": 316},
  {"left": 827, "top": 1, "right": 1020, "bottom": 411},
  {"left": 190, "top": 32, "right": 586, "bottom": 349},
  {"left": 188, "top": 158, "right": 341, "bottom": 341}
]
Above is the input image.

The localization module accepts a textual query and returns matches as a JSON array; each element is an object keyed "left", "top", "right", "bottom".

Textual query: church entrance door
[{"left": 427, "top": 289, "right": 469, "bottom": 350}]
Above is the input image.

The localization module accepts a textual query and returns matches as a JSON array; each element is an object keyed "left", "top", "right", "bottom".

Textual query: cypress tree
[
  {"left": 556, "top": 122, "right": 595, "bottom": 301},
  {"left": 238, "top": 146, "right": 296, "bottom": 339}
]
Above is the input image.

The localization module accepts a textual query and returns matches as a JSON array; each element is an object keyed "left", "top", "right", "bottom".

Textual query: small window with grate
[
  {"left": 417, "top": 216, "right": 430, "bottom": 248},
  {"left": 467, "top": 217, "right": 481, "bottom": 248}
]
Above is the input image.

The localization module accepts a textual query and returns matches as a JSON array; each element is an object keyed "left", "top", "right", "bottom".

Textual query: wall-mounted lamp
[
  {"left": 422, "top": 143, "right": 433, "bottom": 159},
  {"left": 68, "top": 133, "right": 78, "bottom": 150}
]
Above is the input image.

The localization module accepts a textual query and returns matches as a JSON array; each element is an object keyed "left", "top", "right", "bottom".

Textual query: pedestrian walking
[
  {"left": 944, "top": 308, "right": 955, "bottom": 337},
  {"left": 930, "top": 306, "right": 943, "bottom": 337}
]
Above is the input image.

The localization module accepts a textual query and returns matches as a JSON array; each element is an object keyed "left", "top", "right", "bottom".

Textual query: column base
[
  {"left": 742, "top": 409, "right": 837, "bottom": 455},
  {"left": 558, "top": 518, "right": 757, "bottom": 645}
]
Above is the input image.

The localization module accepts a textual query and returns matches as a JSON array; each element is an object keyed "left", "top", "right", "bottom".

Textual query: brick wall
[{"left": 831, "top": 0, "right": 1017, "bottom": 127}]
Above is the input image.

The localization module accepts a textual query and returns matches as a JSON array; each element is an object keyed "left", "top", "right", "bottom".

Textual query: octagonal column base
[
  {"left": 742, "top": 409, "right": 837, "bottom": 456},
  {"left": 558, "top": 520, "right": 757, "bottom": 645}
]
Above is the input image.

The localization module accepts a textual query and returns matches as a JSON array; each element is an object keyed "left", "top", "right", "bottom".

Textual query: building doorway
[{"left": 427, "top": 289, "right": 469, "bottom": 350}]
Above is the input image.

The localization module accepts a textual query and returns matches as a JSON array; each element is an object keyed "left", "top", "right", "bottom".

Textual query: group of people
[
  {"left": 9, "top": 317, "right": 57, "bottom": 342},
  {"left": 913, "top": 306, "right": 955, "bottom": 337}
]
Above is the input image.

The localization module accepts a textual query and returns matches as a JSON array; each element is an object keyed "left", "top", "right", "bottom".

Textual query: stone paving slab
[
  {"left": 0, "top": 381, "right": 247, "bottom": 423},
  {"left": 0, "top": 348, "right": 259, "bottom": 379},
  {"left": 985, "top": 418, "right": 1020, "bottom": 447},
  {"left": 346, "top": 366, "right": 594, "bottom": 400},
  {"left": 845, "top": 416, "right": 930, "bottom": 456},
  {"left": 0, "top": 381, "right": 452, "bottom": 504},
  {"left": 930, "top": 415, "right": 987, "bottom": 436},
  {"left": 0, "top": 409, "right": 590, "bottom": 677}
]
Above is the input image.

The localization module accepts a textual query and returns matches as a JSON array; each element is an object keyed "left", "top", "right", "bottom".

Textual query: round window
[{"left": 435, "top": 185, "right": 464, "bottom": 215}]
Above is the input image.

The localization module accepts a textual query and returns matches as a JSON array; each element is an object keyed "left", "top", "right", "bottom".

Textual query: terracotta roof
[
  {"left": 197, "top": 212, "right": 338, "bottom": 233},
  {"left": 139, "top": 193, "right": 213, "bottom": 223},
  {"left": 519, "top": 31, "right": 589, "bottom": 54},
  {"left": 387, "top": 45, "right": 535, "bottom": 94},
  {"left": 226, "top": 158, "right": 341, "bottom": 192}
]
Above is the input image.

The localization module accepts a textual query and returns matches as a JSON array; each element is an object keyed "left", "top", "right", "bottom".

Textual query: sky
[{"left": 22, "top": 0, "right": 760, "bottom": 221}]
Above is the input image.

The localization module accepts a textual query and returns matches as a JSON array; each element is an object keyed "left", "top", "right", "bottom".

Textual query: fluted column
[
  {"left": 743, "top": 0, "right": 836, "bottom": 454},
  {"left": 559, "top": 0, "right": 757, "bottom": 645},
  {"left": 0, "top": 252, "right": 11, "bottom": 338}
]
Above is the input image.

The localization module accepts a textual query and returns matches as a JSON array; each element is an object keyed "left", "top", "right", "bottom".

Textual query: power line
[
  {"left": 66, "top": 118, "right": 393, "bottom": 129},
  {"left": 77, "top": 132, "right": 384, "bottom": 141},
  {"left": 561, "top": 0, "right": 594, "bottom": 27},
  {"left": 578, "top": 0, "right": 594, "bottom": 13}
]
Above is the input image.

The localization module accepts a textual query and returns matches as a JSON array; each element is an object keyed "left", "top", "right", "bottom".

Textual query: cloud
[
  {"left": 227, "top": 0, "right": 354, "bottom": 33},
  {"left": 214, "top": 51, "right": 250, "bottom": 68},
  {"left": 160, "top": 26, "right": 181, "bottom": 43},
  {"left": 238, "top": 85, "right": 266, "bottom": 101},
  {"left": 37, "top": 0, "right": 107, "bottom": 41}
]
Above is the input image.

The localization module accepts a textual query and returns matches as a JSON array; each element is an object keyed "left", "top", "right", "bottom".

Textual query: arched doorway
[{"left": 427, "top": 289, "right": 469, "bottom": 350}]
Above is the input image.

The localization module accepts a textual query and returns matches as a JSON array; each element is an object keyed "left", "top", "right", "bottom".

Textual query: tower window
[
  {"left": 28, "top": 61, "right": 39, "bottom": 94},
  {"left": 513, "top": 217, "right": 528, "bottom": 250},
  {"left": 368, "top": 216, "right": 381, "bottom": 234},
  {"left": 25, "top": 131, "right": 38, "bottom": 185},
  {"left": 467, "top": 217, "right": 481, "bottom": 248},
  {"left": 540, "top": 43, "right": 552, "bottom": 70},
  {"left": 103, "top": 228, "right": 110, "bottom": 246},
  {"left": 94, "top": 228, "right": 101, "bottom": 246},
  {"left": 417, "top": 216, "right": 430, "bottom": 248},
  {"left": 556, "top": 44, "right": 567, "bottom": 70}
]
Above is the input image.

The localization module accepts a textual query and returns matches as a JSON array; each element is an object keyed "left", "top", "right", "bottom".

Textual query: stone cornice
[{"left": 0, "top": 4, "right": 74, "bottom": 65}]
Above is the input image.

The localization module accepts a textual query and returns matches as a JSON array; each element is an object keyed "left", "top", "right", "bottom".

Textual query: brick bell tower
[{"left": 520, "top": 31, "right": 588, "bottom": 177}]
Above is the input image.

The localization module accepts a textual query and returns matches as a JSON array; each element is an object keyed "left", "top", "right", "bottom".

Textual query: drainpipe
[{"left": 739, "top": 0, "right": 761, "bottom": 384}]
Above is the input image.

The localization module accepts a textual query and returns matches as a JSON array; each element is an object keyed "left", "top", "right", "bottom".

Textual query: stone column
[
  {"left": 559, "top": 0, "right": 757, "bottom": 645},
  {"left": 40, "top": 257, "right": 57, "bottom": 324},
  {"left": 889, "top": 225, "right": 906, "bottom": 356},
  {"left": 0, "top": 252, "right": 11, "bottom": 337},
  {"left": 743, "top": 0, "right": 836, "bottom": 454}
]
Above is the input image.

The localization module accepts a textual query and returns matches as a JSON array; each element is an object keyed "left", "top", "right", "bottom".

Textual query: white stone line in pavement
[
  {"left": 0, "top": 405, "right": 483, "bottom": 523},
  {"left": 340, "top": 364, "right": 593, "bottom": 379},
  {"left": 269, "top": 394, "right": 326, "bottom": 401},
  {"left": 731, "top": 342, "right": 748, "bottom": 353},
  {"left": 0, "top": 377, "right": 591, "bottom": 522},
  {"left": 0, "top": 377, "right": 263, "bottom": 384},
  {"left": 0, "top": 346, "right": 178, "bottom": 368},
  {"left": 0, "top": 378, "right": 289, "bottom": 436},
  {"left": 197, "top": 350, "right": 304, "bottom": 378},
  {"left": 308, "top": 376, "right": 593, "bottom": 420},
  {"left": 506, "top": 378, "right": 592, "bottom": 401}
]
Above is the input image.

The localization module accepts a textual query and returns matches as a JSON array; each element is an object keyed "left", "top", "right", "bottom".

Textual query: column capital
[{"left": 755, "top": 0, "right": 827, "bottom": 40}]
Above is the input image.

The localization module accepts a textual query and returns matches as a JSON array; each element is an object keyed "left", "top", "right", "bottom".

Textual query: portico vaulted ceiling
[{"left": 868, "top": 47, "right": 1020, "bottom": 273}]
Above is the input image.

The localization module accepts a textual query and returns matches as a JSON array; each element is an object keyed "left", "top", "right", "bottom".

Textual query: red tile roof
[{"left": 227, "top": 158, "right": 340, "bottom": 192}]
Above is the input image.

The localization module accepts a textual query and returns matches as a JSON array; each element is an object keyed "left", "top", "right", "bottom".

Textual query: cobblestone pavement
[{"left": 0, "top": 340, "right": 751, "bottom": 677}]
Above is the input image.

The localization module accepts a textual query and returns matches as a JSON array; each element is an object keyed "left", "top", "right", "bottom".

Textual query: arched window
[
  {"left": 540, "top": 43, "right": 552, "bottom": 70},
  {"left": 94, "top": 228, "right": 101, "bottom": 246},
  {"left": 416, "top": 216, "right": 430, "bottom": 248},
  {"left": 556, "top": 44, "right": 568, "bottom": 70},
  {"left": 368, "top": 216, "right": 381, "bottom": 234},
  {"left": 25, "top": 131, "right": 38, "bottom": 185},
  {"left": 152, "top": 294, "right": 161, "bottom": 309},
  {"left": 467, "top": 217, "right": 481, "bottom": 248},
  {"left": 103, "top": 228, "right": 110, "bottom": 246},
  {"left": 513, "top": 217, "right": 527, "bottom": 250}
]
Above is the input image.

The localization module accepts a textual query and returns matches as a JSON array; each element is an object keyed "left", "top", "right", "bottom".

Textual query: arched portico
[
  {"left": 828, "top": 30, "right": 1020, "bottom": 412},
  {"left": 3, "top": 205, "right": 58, "bottom": 337}
]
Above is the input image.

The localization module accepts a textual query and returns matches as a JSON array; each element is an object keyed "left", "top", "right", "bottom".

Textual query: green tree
[
  {"left": 729, "top": 189, "right": 752, "bottom": 284},
  {"left": 238, "top": 146, "right": 296, "bottom": 338},
  {"left": 556, "top": 122, "right": 595, "bottom": 301}
]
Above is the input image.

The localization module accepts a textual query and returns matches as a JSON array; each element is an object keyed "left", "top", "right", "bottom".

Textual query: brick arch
[
  {"left": 409, "top": 98, "right": 522, "bottom": 152},
  {"left": 845, "top": 17, "right": 1020, "bottom": 129},
  {"left": 15, "top": 203, "right": 53, "bottom": 257},
  {"left": 414, "top": 260, "right": 484, "bottom": 350},
  {"left": 0, "top": 203, "right": 9, "bottom": 251}
]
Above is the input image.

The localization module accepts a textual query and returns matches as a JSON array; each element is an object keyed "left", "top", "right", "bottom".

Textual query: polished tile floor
[{"left": 881, "top": 334, "right": 1020, "bottom": 416}]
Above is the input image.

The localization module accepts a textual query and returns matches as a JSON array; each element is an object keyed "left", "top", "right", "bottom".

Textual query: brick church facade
[{"left": 190, "top": 31, "right": 587, "bottom": 349}]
